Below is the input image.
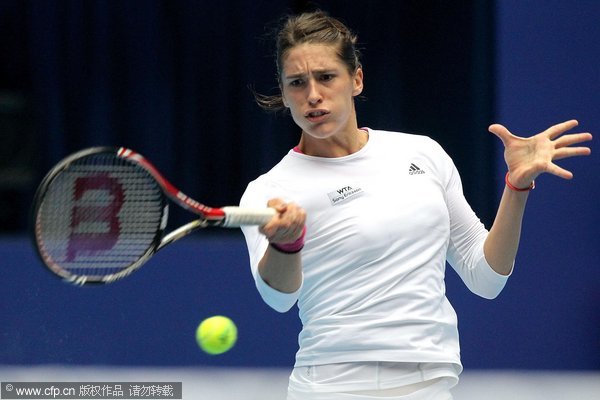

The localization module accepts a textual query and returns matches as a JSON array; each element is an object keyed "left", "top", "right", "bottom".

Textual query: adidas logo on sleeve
[{"left": 409, "top": 163, "right": 425, "bottom": 175}]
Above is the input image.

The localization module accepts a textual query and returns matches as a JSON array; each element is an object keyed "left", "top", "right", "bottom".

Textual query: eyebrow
[{"left": 283, "top": 69, "right": 337, "bottom": 80}]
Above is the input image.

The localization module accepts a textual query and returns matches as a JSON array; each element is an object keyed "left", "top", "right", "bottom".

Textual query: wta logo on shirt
[{"left": 327, "top": 185, "right": 364, "bottom": 206}]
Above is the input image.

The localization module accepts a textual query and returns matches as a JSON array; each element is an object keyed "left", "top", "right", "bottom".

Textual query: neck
[{"left": 298, "top": 128, "right": 368, "bottom": 157}]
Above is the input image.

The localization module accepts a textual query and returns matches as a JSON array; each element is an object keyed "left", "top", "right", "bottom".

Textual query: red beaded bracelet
[{"left": 505, "top": 172, "right": 535, "bottom": 192}]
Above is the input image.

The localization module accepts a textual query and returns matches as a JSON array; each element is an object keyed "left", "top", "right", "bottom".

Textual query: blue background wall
[
  {"left": 488, "top": 0, "right": 599, "bottom": 368},
  {"left": 1, "top": 1, "right": 598, "bottom": 371},
  {"left": 450, "top": 0, "right": 599, "bottom": 370}
]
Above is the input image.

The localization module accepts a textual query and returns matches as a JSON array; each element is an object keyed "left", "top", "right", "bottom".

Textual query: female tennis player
[{"left": 239, "top": 11, "right": 592, "bottom": 399}]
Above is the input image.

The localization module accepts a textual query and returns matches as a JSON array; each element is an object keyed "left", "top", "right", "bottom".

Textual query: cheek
[
  {"left": 283, "top": 93, "right": 304, "bottom": 118},
  {"left": 283, "top": 100, "right": 305, "bottom": 125},
  {"left": 282, "top": 89, "right": 298, "bottom": 110},
  {"left": 290, "top": 110, "right": 307, "bottom": 129},
  {"left": 338, "top": 88, "right": 357, "bottom": 114}
]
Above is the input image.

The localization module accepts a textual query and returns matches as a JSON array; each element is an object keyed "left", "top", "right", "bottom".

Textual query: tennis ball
[{"left": 195, "top": 315, "right": 237, "bottom": 355}]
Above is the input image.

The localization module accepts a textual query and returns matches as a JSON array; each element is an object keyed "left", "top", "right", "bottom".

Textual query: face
[{"left": 280, "top": 43, "right": 363, "bottom": 142}]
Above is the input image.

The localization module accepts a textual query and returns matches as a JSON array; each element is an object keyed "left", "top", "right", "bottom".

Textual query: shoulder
[
  {"left": 366, "top": 128, "right": 447, "bottom": 155},
  {"left": 366, "top": 128, "right": 456, "bottom": 182},
  {"left": 240, "top": 151, "right": 299, "bottom": 205},
  {"left": 247, "top": 150, "right": 302, "bottom": 187}
]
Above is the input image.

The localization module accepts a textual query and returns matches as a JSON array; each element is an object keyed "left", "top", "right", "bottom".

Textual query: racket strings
[{"left": 36, "top": 153, "right": 165, "bottom": 280}]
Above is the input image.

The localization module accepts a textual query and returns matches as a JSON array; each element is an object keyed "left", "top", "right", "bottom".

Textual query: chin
[{"left": 303, "top": 122, "right": 341, "bottom": 139}]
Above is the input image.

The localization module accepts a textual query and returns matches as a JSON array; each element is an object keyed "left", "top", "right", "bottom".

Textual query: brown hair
[{"left": 254, "top": 11, "right": 362, "bottom": 112}]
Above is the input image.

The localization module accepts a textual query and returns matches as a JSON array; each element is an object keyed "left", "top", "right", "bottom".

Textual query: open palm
[{"left": 488, "top": 120, "right": 592, "bottom": 188}]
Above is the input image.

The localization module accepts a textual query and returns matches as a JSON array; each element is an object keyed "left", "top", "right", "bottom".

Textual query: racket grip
[{"left": 221, "top": 206, "right": 277, "bottom": 227}]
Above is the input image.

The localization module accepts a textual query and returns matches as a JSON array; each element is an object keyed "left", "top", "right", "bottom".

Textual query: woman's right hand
[{"left": 259, "top": 198, "right": 306, "bottom": 245}]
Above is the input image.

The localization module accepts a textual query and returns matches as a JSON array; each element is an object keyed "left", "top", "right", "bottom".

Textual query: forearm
[
  {"left": 258, "top": 246, "right": 303, "bottom": 293},
  {"left": 484, "top": 186, "right": 529, "bottom": 275}
]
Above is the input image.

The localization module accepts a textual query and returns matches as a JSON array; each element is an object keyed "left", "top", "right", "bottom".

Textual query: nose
[{"left": 307, "top": 79, "right": 322, "bottom": 105}]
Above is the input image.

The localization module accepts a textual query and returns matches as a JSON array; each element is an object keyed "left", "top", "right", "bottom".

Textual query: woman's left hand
[{"left": 489, "top": 119, "right": 592, "bottom": 189}]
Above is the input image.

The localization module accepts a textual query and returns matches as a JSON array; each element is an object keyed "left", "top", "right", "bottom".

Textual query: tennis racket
[{"left": 32, "top": 147, "right": 275, "bottom": 285}]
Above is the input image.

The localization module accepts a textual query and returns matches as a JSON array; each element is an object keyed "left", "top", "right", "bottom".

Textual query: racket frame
[
  {"left": 116, "top": 147, "right": 227, "bottom": 225},
  {"left": 32, "top": 147, "right": 168, "bottom": 284},
  {"left": 32, "top": 147, "right": 275, "bottom": 285}
]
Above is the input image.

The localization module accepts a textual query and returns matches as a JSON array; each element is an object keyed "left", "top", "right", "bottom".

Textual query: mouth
[{"left": 305, "top": 109, "right": 330, "bottom": 122}]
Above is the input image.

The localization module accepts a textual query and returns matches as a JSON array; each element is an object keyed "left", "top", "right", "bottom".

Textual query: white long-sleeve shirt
[{"left": 240, "top": 129, "right": 510, "bottom": 369}]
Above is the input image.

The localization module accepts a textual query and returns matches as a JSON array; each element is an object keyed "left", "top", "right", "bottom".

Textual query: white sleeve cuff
[
  {"left": 255, "top": 270, "right": 303, "bottom": 313},
  {"left": 466, "top": 246, "right": 511, "bottom": 299}
]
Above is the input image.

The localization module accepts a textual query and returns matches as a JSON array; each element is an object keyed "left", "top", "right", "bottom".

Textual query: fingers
[
  {"left": 490, "top": 119, "right": 592, "bottom": 183},
  {"left": 554, "top": 132, "right": 593, "bottom": 149},
  {"left": 549, "top": 130, "right": 592, "bottom": 162},
  {"left": 260, "top": 198, "right": 306, "bottom": 244},
  {"left": 266, "top": 198, "right": 289, "bottom": 214},
  {"left": 545, "top": 119, "right": 579, "bottom": 139},
  {"left": 553, "top": 146, "right": 592, "bottom": 161},
  {"left": 545, "top": 163, "right": 574, "bottom": 180},
  {"left": 490, "top": 120, "right": 586, "bottom": 143}
]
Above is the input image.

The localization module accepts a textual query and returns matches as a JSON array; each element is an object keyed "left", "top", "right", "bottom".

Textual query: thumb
[
  {"left": 488, "top": 123, "right": 513, "bottom": 146},
  {"left": 266, "top": 198, "right": 288, "bottom": 213}
]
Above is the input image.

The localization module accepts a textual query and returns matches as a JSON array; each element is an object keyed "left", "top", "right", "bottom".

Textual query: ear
[{"left": 352, "top": 68, "right": 364, "bottom": 97}]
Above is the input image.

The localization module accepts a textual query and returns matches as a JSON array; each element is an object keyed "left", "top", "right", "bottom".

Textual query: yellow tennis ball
[{"left": 195, "top": 316, "right": 237, "bottom": 355}]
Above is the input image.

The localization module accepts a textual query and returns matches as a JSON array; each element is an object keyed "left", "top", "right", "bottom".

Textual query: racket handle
[{"left": 221, "top": 207, "right": 277, "bottom": 227}]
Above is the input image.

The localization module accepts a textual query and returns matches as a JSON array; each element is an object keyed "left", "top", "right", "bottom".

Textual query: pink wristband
[{"left": 270, "top": 226, "right": 306, "bottom": 254}]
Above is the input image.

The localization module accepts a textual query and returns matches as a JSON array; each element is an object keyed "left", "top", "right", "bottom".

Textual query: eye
[
  {"left": 289, "top": 79, "right": 304, "bottom": 87},
  {"left": 320, "top": 73, "right": 335, "bottom": 82}
]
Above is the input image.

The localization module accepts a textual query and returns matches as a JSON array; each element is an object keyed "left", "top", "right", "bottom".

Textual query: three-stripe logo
[{"left": 409, "top": 163, "right": 425, "bottom": 175}]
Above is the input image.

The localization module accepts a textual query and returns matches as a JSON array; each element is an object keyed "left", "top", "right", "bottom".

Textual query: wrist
[
  {"left": 505, "top": 172, "right": 535, "bottom": 192},
  {"left": 270, "top": 226, "right": 306, "bottom": 254}
]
